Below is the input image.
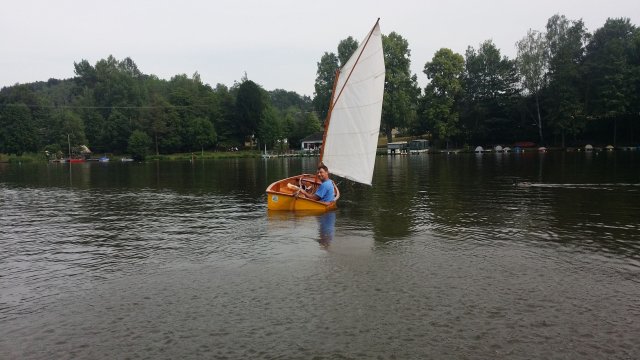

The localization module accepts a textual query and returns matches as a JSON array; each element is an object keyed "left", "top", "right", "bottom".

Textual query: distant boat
[
  {"left": 99, "top": 157, "right": 110, "bottom": 162},
  {"left": 68, "top": 158, "right": 85, "bottom": 163},
  {"left": 266, "top": 19, "right": 385, "bottom": 211},
  {"left": 261, "top": 144, "right": 273, "bottom": 159},
  {"left": 409, "top": 139, "right": 429, "bottom": 154},
  {"left": 120, "top": 158, "right": 134, "bottom": 162}
]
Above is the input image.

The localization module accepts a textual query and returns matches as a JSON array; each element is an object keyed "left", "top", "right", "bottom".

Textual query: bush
[{"left": 128, "top": 131, "right": 152, "bottom": 160}]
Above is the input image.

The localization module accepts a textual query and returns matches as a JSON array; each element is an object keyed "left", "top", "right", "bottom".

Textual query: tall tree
[
  {"left": 463, "top": 40, "right": 520, "bottom": 144},
  {"left": 257, "top": 106, "right": 283, "bottom": 149},
  {"left": 143, "top": 94, "right": 175, "bottom": 155},
  {"left": 421, "top": 48, "right": 465, "bottom": 148},
  {"left": 211, "top": 83, "right": 238, "bottom": 147},
  {"left": 381, "top": 32, "right": 420, "bottom": 142},
  {"left": 337, "top": 36, "right": 359, "bottom": 67},
  {"left": 73, "top": 59, "right": 97, "bottom": 89},
  {"left": 235, "top": 79, "right": 267, "bottom": 147},
  {"left": 584, "top": 18, "right": 638, "bottom": 146},
  {"left": 104, "top": 109, "right": 131, "bottom": 152},
  {"left": 312, "top": 52, "right": 339, "bottom": 121},
  {"left": 516, "top": 29, "right": 548, "bottom": 144},
  {"left": 545, "top": 15, "right": 589, "bottom": 147}
]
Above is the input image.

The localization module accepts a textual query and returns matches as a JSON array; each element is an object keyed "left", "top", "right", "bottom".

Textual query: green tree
[
  {"left": 545, "top": 15, "right": 589, "bottom": 147},
  {"left": 0, "top": 103, "right": 37, "bottom": 154},
  {"left": 516, "top": 29, "right": 548, "bottom": 144},
  {"left": 312, "top": 52, "right": 339, "bottom": 121},
  {"left": 421, "top": 48, "right": 465, "bottom": 148},
  {"left": 301, "top": 111, "right": 322, "bottom": 135},
  {"left": 257, "top": 106, "right": 283, "bottom": 149},
  {"left": 337, "top": 36, "right": 359, "bottom": 67},
  {"left": 463, "top": 40, "right": 520, "bottom": 144},
  {"left": 269, "top": 89, "right": 311, "bottom": 112},
  {"left": 128, "top": 130, "right": 152, "bottom": 160},
  {"left": 104, "top": 109, "right": 131, "bottom": 152},
  {"left": 49, "top": 109, "right": 87, "bottom": 150},
  {"left": 93, "top": 55, "right": 145, "bottom": 110},
  {"left": 186, "top": 117, "right": 217, "bottom": 155},
  {"left": 73, "top": 59, "right": 97, "bottom": 88},
  {"left": 142, "top": 94, "right": 176, "bottom": 155},
  {"left": 278, "top": 108, "right": 322, "bottom": 149},
  {"left": 584, "top": 18, "right": 638, "bottom": 146},
  {"left": 235, "top": 79, "right": 268, "bottom": 147},
  {"left": 211, "top": 83, "right": 238, "bottom": 147},
  {"left": 381, "top": 32, "right": 420, "bottom": 142}
]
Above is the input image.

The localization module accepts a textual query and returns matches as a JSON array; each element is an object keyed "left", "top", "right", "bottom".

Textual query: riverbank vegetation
[{"left": 0, "top": 14, "right": 638, "bottom": 158}]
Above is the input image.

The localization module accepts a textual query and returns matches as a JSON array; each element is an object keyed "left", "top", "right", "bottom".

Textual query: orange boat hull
[{"left": 266, "top": 174, "right": 339, "bottom": 211}]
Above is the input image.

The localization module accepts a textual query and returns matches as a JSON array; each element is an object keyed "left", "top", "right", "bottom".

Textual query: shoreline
[{"left": 2, "top": 145, "right": 638, "bottom": 164}]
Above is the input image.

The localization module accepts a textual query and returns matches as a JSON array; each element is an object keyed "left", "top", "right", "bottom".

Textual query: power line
[{"left": 0, "top": 103, "right": 213, "bottom": 110}]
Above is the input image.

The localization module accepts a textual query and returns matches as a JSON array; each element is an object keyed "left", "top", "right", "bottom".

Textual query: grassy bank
[
  {"left": 0, "top": 153, "right": 46, "bottom": 163},
  {"left": 147, "top": 150, "right": 262, "bottom": 161}
]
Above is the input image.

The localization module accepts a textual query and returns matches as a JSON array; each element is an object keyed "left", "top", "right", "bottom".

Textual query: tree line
[
  {"left": 314, "top": 15, "right": 639, "bottom": 148},
  {"left": 0, "top": 58, "right": 321, "bottom": 158},
  {"left": 1, "top": 14, "right": 638, "bottom": 157}
]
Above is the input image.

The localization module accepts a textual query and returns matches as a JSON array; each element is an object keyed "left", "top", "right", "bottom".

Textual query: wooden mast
[{"left": 318, "top": 18, "right": 381, "bottom": 166}]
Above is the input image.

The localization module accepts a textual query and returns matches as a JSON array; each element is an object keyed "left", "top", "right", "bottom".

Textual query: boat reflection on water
[
  {"left": 266, "top": 210, "right": 373, "bottom": 254},
  {"left": 266, "top": 210, "right": 335, "bottom": 247}
]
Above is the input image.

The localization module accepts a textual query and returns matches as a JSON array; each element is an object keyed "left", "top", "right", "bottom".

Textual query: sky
[{"left": 1, "top": 0, "right": 638, "bottom": 96}]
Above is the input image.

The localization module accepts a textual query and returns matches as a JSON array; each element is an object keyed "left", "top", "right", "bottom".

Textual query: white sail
[{"left": 322, "top": 21, "right": 385, "bottom": 186}]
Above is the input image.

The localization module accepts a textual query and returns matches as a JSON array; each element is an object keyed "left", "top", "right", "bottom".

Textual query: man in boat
[{"left": 297, "top": 165, "right": 335, "bottom": 203}]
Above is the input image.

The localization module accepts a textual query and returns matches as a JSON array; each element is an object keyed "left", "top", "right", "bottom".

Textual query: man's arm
[
  {"left": 287, "top": 182, "right": 322, "bottom": 201},
  {"left": 300, "top": 188, "right": 320, "bottom": 201}
]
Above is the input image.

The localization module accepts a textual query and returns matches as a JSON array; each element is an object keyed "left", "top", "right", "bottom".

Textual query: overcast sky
[{"left": 1, "top": 0, "right": 638, "bottom": 96}]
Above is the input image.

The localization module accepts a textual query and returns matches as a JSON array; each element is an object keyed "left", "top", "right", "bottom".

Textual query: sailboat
[
  {"left": 266, "top": 19, "right": 385, "bottom": 211},
  {"left": 261, "top": 144, "right": 272, "bottom": 159}
]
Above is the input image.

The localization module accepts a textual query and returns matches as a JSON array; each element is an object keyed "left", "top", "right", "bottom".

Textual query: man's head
[{"left": 317, "top": 164, "right": 329, "bottom": 181}]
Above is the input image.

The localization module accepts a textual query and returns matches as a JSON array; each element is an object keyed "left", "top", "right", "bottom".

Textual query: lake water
[{"left": 1, "top": 152, "right": 639, "bottom": 359}]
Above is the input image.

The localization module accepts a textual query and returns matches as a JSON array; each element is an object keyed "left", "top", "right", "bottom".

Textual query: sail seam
[
  {"left": 333, "top": 99, "right": 384, "bottom": 110},
  {"left": 337, "top": 70, "right": 386, "bottom": 88}
]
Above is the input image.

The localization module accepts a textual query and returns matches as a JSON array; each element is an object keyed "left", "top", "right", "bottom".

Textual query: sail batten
[{"left": 322, "top": 21, "right": 385, "bottom": 186}]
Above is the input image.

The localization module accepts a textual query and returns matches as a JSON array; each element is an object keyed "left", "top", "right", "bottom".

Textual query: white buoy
[
  {"left": 494, "top": 145, "right": 503, "bottom": 152},
  {"left": 585, "top": 144, "right": 593, "bottom": 151},
  {"left": 474, "top": 146, "right": 484, "bottom": 153}
]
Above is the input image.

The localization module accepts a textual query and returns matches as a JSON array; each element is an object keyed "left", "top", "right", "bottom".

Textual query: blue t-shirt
[{"left": 315, "top": 179, "right": 335, "bottom": 202}]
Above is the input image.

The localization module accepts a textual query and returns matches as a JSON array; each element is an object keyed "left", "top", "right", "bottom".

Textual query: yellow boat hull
[{"left": 266, "top": 174, "right": 339, "bottom": 211}]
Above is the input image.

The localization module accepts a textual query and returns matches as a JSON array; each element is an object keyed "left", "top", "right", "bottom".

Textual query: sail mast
[
  {"left": 319, "top": 18, "right": 381, "bottom": 166},
  {"left": 319, "top": 69, "right": 340, "bottom": 165}
]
